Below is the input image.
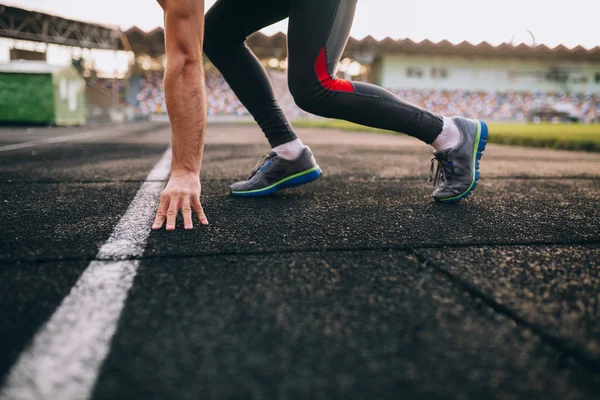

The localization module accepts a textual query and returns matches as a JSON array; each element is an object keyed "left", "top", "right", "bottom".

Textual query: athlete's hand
[{"left": 152, "top": 171, "right": 208, "bottom": 230}]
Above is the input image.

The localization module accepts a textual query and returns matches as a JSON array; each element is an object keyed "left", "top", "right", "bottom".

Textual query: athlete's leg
[
  {"left": 286, "top": 0, "right": 444, "bottom": 144},
  {"left": 204, "top": 0, "right": 297, "bottom": 148},
  {"left": 286, "top": 0, "right": 488, "bottom": 203}
]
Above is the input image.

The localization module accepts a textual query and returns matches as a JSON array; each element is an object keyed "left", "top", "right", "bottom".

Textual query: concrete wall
[{"left": 377, "top": 54, "right": 600, "bottom": 93}]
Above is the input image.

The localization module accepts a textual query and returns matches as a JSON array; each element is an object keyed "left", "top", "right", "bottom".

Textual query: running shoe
[
  {"left": 230, "top": 147, "right": 322, "bottom": 196},
  {"left": 429, "top": 117, "right": 488, "bottom": 203}
]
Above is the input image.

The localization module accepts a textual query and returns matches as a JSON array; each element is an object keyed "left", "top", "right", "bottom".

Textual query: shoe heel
[{"left": 478, "top": 121, "right": 489, "bottom": 152}]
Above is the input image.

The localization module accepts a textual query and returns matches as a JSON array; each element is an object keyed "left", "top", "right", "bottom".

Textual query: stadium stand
[
  {"left": 132, "top": 70, "right": 308, "bottom": 118},
  {"left": 132, "top": 71, "right": 166, "bottom": 116},
  {"left": 130, "top": 69, "right": 599, "bottom": 123},
  {"left": 389, "top": 89, "right": 599, "bottom": 123}
]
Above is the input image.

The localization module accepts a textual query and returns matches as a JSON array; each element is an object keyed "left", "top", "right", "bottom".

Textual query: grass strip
[{"left": 291, "top": 119, "right": 600, "bottom": 152}]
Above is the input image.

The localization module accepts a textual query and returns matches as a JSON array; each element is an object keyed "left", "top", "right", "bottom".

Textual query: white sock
[
  {"left": 431, "top": 117, "right": 461, "bottom": 152},
  {"left": 272, "top": 138, "right": 305, "bottom": 160}
]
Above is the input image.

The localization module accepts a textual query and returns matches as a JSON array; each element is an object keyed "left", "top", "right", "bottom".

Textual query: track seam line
[
  {"left": 408, "top": 248, "right": 600, "bottom": 373},
  {"left": 0, "top": 131, "right": 104, "bottom": 152},
  {"left": 1, "top": 176, "right": 599, "bottom": 185},
  {"left": 132, "top": 238, "right": 600, "bottom": 262},
  {"left": 0, "top": 179, "right": 234, "bottom": 185},
  {"left": 2, "top": 238, "right": 599, "bottom": 266},
  {"left": 0, "top": 148, "right": 172, "bottom": 400},
  {"left": 0, "top": 123, "right": 166, "bottom": 154}
]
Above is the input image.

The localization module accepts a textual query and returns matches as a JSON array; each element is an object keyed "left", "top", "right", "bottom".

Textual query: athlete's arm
[{"left": 153, "top": 0, "right": 209, "bottom": 230}]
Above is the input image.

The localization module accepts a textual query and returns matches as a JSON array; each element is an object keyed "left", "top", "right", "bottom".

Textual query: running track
[{"left": 1, "top": 122, "right": 599, "bottom": 399}]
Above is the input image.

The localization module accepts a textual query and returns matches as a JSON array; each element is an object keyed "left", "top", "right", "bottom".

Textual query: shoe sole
[
  {"left": 435, "top": 120, "right": 488, "bottom": 203},
  {"left": 230, "top": 166, "right": 322, "bottom": 197}
]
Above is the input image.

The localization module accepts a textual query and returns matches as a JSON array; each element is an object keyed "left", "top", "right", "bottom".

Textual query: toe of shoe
[
  {"left": 432, "top": 192, "right": 447, "bottom": 202},
  {"left": 432, "top": 186, "right": 465, "bottom": 202},
  {"left": 432, "top": 189, "right": 446, "bottom": 201},
  {"left": 230, "top": 181, "right": 249, "bottom": 192}
]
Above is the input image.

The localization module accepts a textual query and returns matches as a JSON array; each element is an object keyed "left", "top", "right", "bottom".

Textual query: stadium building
[
  {"left": 125, "top": 29, "right": 600, "bottom": 122},
  {"left": 124, "top": 29, "right": 600, "bottom": 93},
  {"left": 372, "top": 41, "right": 600, "bottom": 94},
  {"left": 1, "top": 5, "right": 599, "bottom": 123}
]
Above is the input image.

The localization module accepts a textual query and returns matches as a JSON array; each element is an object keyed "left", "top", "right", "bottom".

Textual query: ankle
[
  {"left": 431, "top": 117, "right": 461, "bottom": 152},
  {"left": 272, "top": 138, "right": 305, "bottom": 160}
]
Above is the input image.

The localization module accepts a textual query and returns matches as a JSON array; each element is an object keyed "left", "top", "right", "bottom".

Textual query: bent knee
[
  {"left": 290, "top": 72, "right": 347, "bottom": 116},
  {"left": 288, "top": 79, "right": 321, "bottom": 115},
  {"left": 289, "top": 50, "right": 355, "bottom": 114}
]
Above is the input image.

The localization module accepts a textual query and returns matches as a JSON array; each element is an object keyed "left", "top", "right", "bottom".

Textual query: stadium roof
[
  {"left": 124, "top": 27, "right": 600, "bottom": 62},
  {"left": 124, "top": 26, "right": 165, "bottom": 57},
  {"left": 0, "top": 5, "right": 122, "bottom": 50},
  {"left": 2, "top": 4, "right": 599, "bottom": 63}
]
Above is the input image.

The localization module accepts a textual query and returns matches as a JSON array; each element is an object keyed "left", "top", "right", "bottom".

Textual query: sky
[
  {"left": 4, "top": 0, "right": 600, "bottom": 48},
  {"left": 1, "top": 0, "right": 599, "bottom": 74}
]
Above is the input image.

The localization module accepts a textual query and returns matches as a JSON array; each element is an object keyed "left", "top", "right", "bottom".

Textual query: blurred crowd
[
  {"left": 131, "top": 71, "right": 600, "bottom": 123},
  {"left": 134, "top": 71, "right": 166, "bottom": 115},
  {"left": 205, "top": 71, "right": 248, "bottom": 116},
  {"left": 390, "top": 89, "right": 600, "bottom": 123},
  {"left": 133, "top": 70, "right": 308, "bottom": 118}
]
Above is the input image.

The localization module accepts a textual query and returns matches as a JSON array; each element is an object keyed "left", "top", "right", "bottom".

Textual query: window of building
[
  {"left": 406, "top": 67, "right": 424, "bottom": 78},
  {"left": 595, "top": 73, "right": 600, "bottom": 84},
  {"left": 571, "top": 76, "right": 588, "bottom": 84},
  {"left": 546, "top": 68, "right": 569, "bottom": 83},
  {"left": 431, "top": 68, "right": 448, "bottom": 79}
]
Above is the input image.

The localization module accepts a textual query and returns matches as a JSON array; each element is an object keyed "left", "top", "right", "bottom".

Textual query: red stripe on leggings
[{"left": 314, "top": 47, "right": 354, "bottom": 93}]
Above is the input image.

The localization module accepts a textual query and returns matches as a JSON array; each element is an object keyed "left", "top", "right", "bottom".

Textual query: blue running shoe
[
  {"left": 230, "top": 147, "right": 322, "bottom": 197},
  {"left": 429, "top": 117, "right": 488, "bottom": 203}
]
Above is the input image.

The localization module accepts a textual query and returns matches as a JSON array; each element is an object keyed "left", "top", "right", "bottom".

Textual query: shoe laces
[
  {"left": 248, "top": 152, "right": 275, "bottom": 179},
  {"left": 429, "top": 153, "right": 450, "bottom": 190}
]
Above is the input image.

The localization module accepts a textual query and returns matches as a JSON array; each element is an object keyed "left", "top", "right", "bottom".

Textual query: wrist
[
  {"left": 170, "top": 166, "right": 200, "bottom": 177},
  {"left": 171, "top": 152, "right": 202, "bottom": 177}
]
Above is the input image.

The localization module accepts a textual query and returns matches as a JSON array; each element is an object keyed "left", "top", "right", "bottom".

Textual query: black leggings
[{"left": 204, "top": 0, "right": 444, "bottom": 148}]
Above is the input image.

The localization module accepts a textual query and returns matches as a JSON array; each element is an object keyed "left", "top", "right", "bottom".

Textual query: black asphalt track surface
[{"left": 1, "top": 123, "right": 599, "bottom": 399}]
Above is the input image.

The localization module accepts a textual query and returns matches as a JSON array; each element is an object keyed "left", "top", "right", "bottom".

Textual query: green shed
[{"left": 0, "top": 61, "right": 86, "bottom": 125}]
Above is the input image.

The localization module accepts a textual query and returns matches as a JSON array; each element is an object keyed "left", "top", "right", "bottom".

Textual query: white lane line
[
  {"left": 0, "top": 129, "right": 129, "bottom": 153},
  {"left": 0, "top": 148, "right": 172, "bottom": 400}
]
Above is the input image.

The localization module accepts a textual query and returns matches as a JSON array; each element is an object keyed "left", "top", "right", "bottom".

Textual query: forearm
[
  {"left": 162, "top": 0, "right": 206, "bottom": 174},
  {"left": 152, "top": 0, "right": 209, "bottom": 231},
  {"left": 164, "top": 62, "right": 206, "bottom": 174}
]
